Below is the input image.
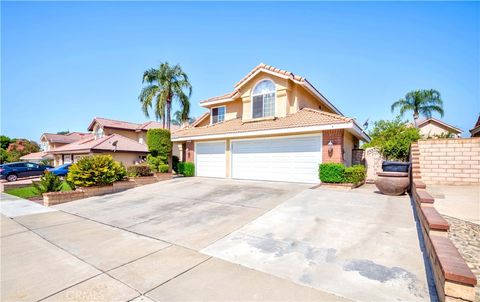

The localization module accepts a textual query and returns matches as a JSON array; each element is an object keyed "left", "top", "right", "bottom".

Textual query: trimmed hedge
[
  {"left": 127, "top": 164, "right": 152, "bottom": 177},
  {"left": 177, "top": 162, "right": 195, "bottom": 177},
  {"left": 319, "top": 163, "right": 365, "bottom": 184},
  {"left": 66, "top": 155, "right": 126, "bottom": 187},
  {"left": 146, "top": 129, "right": 172, "bottom": 157},
  {"left": 344, "top": 165, "right": 366, "bottom": 185},
  {"left": 319, "top": 163, "right": 345, "bottom": 183}
]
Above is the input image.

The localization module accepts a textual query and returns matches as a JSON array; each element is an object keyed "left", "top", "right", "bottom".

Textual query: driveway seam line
[
  {"left": 55, "top": 209, "right": 204, "bottom": 254},
  {"left": 143, "top": 256, "right": 213, "bottom": 297}
]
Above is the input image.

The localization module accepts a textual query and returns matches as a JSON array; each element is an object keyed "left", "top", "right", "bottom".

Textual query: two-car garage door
[
  {"left": 195, "top": 135, "right": 322, "bottom": 183},
  {"left": 231, "top": 136, "right": 322, "bottom": 183}
]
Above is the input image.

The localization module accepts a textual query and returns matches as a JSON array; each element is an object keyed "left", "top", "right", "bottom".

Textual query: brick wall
[
  {"left": 185, "top": 141, "right": 195, "bottom": 163},
  {"left": 418, "top": 138, "right": 480, "bottom": 185},
  {"left": 322, "top": 129, "right": 344, "bottom": 163}
]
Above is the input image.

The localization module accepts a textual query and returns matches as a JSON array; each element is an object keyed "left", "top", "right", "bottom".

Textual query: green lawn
[{"left": 5, "top": 182, "right": 72, "bottom": 199}]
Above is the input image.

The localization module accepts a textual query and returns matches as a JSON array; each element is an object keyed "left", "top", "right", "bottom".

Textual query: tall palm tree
[
  {"left": 391, "top": 89, "right": 444, "bottom": 127},
  {"left": 172, "top": 110, "right": 195, "bottom": 126},
  {"left": 139, "top": 62, "right": 192, "bottom": 130}
]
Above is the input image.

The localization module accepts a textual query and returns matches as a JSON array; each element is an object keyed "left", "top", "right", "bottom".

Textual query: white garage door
[
  {"left": 196, "top": 141, "right": 226, "bottom": 178},
  {"left": 231, "top": 135, "right": 322, "bottom": 183}
]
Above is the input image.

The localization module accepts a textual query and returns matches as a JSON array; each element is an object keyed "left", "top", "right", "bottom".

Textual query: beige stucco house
[
  {"left": 172, "top": 63, "right": 370, "bottom": 183},
  {"left": 48, "top": 117, "right": 178, "bottom": 167},
  {"left": 417, "top": 118, "right": 462, "bottom": 138}
]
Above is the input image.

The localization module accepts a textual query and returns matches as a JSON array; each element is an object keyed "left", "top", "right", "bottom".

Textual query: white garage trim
[
  {"left": 194, "top": 140, "right": 227, "bottom": 178},
  {"left": 172, "top": 122, "right": 353, "bottom": 142},
  {"left": 230, "top": 133, "right": 322, "bottom": 183}
]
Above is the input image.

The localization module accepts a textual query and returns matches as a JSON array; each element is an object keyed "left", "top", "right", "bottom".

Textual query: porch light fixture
[
  {"left": 328, "top": 140, "right": 334, "bottom": 154},
  {"left": 328, "top": 141, "right": 333, "bottom": 152}
]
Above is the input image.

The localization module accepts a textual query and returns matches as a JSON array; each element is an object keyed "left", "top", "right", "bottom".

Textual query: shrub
[
  {"left": 344, "top": 165, "right": 366, "bottom": 184},
  {"left": 32, "top": 171, "right": 63, "bottom": 193},
  {"left": 319, "top": 163, "right": 345, "bottom": 183},
  {"left": 66, "top": 155, "right": 126, "bottom": 187},
  {"left": 159, "top": 164, "right": 169, "bottom": 173},
  {"left": 182, "top": 162, "right": 195, "bottom": 177},
  {"left": 146, "top": 154, "right": 161, "bottom": 172},
  {"left": 146, "top": 129, "right": 172, "bottom": 157},
  {"left": 127, "top": 164, "right": 152, "bottom": 177},
  {"left": 363, "top": 117, "right": 420, "bottom": 161},
  {"left": 177, "top": 162, "right": 185, "bottom": 174}
]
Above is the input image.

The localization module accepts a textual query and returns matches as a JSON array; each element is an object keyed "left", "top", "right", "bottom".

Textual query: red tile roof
[
  {"left": 234, "top": 63, "right": 305, "bottom": 88},
  {"left": 41, "top": 132, "right": 91, "bottom": 144},
  {"left": 172, "top": 108, "right": 352, "bottom": 140},
  {"left": 48, "top": 133, "right": 148, "bottom": 154},
  {"left": 20, "top": 151, "right": 54, "bottom": 160},
  {"left": 87, "top": 117, "right": 175, "bottom": 132}
]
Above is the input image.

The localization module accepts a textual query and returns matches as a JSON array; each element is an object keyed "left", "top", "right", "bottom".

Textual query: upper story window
[
  {"left": 41, "top": 141, "right": 49, "bottom": 151},
  {"left": 252, "top": 80, "right": 275, "bottom": 118},
  {"left": 94, "top": 125, "right": 104, "bottom": 140},
  {"left": 211, "top": 106, "right": 226, "bottom": 124}
]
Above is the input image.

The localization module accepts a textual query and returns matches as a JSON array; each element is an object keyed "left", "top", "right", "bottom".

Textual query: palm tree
[
  {"left": 391, "top": 89, "right": 444, "bottom": 128},
  {"left": 139, "top": 62, "right": 192, "bottom": 130},
  {"left": 172, "top": 110, "right": 195, "bottom": 126}
]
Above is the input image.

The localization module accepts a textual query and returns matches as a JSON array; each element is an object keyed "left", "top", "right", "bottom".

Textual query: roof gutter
[{"left": 172, "top": 122, "right": 370, "bottom": 142}]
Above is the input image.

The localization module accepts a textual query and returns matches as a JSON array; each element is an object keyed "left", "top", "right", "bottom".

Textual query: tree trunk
[
  {"left": 413, "top": 112, "right": 419, "bottom": 128},
  {"left": 166, "top": 99, "right": 171, "bottom": 131}
]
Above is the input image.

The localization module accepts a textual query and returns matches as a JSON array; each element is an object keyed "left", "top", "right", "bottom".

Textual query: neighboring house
[
  {"left": 19, "top": 151, "right": 54, "bottom": 164},
  {"left": 469, "top": 115, "right": 480, "bottom": 137},
  {"left": 172, "top": 63, "right": 370, "bottom": 183},
  {"left": 48, "top": 117, "right": 179, "bottom": 166},
  {"left": 40, "top": 132, "right": 90, "bottom": 151},
  {"left": 417, "top": 118, "right": 462, "bottom": 138}
]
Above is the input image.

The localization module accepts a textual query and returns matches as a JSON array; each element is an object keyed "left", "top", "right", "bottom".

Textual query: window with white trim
[
  {"left": 94, "top": 125, "right": 104, "bottom": 140},
  {"left": 252, "top": 80, "right": 275, "bottom": 118},
  {"left": 211, "top": 106, "right": 225, "bottom": 124}
]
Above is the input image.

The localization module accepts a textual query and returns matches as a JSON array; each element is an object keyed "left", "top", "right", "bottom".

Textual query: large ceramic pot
[{"left": 375, "top": 172, "right": 409, "bottom": 196}]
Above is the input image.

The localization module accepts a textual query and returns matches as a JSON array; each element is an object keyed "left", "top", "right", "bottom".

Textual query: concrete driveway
[{"left": 1, "top": 178, "right": 435, "bottom": 301}]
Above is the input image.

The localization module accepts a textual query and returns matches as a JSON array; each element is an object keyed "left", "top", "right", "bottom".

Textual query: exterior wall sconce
[{"left": 328, "top": 140, "right": 334, "bottom": 156}]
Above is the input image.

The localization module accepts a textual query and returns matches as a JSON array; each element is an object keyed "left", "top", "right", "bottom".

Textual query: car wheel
[{"left": 6, "top": 174, "right": 18, "bottom": 182}]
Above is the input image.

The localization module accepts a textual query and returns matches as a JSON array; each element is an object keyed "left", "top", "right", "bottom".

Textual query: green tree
[
  {"left": 364, "top": 117, "right": 421, "bottom": 161},
  {"left": 172, "top": 110, "right": 195, "bottom": 126},
  {"left": 391, "top": 89, "right": 444, "bottom": 127},
  {"left": 139, "top": 62, "right": 192, "bottom": 130},
  {"left": 57, "top": 130, "right": 70, "bottom": 135},
  {"left": 0, "top": 135, "right": 11, "bottom": 150}
]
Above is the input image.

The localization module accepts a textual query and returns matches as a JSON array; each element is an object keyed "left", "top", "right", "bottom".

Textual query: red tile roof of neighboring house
[
  {"left": 48, "top": 133, "right": 148, "bottom": 154},
  {"left": 41, "top": 132, "right": 91, "bottom": 144},
  {"left": 87, "top": 117, "right": 178, "bottom": 132},
  {"left": 20, "top": 151, "right": 54, "bottom": 160},
  {"left": 172, "top": 108, "right": 352, "bottom": 140},
  {"left": 417, "top": 118, "right": 462, "bottom": 134}
]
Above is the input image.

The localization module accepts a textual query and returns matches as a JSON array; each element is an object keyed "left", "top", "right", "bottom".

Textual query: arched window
[
  {"left": 251, "top": 80, "right": 275, "bottom": 118},
  {"left": 94, "top": 125, "right": 104, "bottom": 140}
]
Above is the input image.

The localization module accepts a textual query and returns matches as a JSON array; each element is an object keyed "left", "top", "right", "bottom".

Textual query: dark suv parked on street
[{"left": 0, "top": 162, "right": 53, "bottom": 182}]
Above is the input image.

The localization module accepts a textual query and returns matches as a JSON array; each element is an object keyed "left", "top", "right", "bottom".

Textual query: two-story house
[
  {"left": 172, "top": 63, "right": 370, "bottom": 183},
  {"left": 48, "top": 117, "right": 179, "bottom": 167}
]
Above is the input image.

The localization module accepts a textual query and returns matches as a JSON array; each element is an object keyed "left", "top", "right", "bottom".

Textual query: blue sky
[{"left": 2, "top": 1, "right": 479, "bottom": 141}]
